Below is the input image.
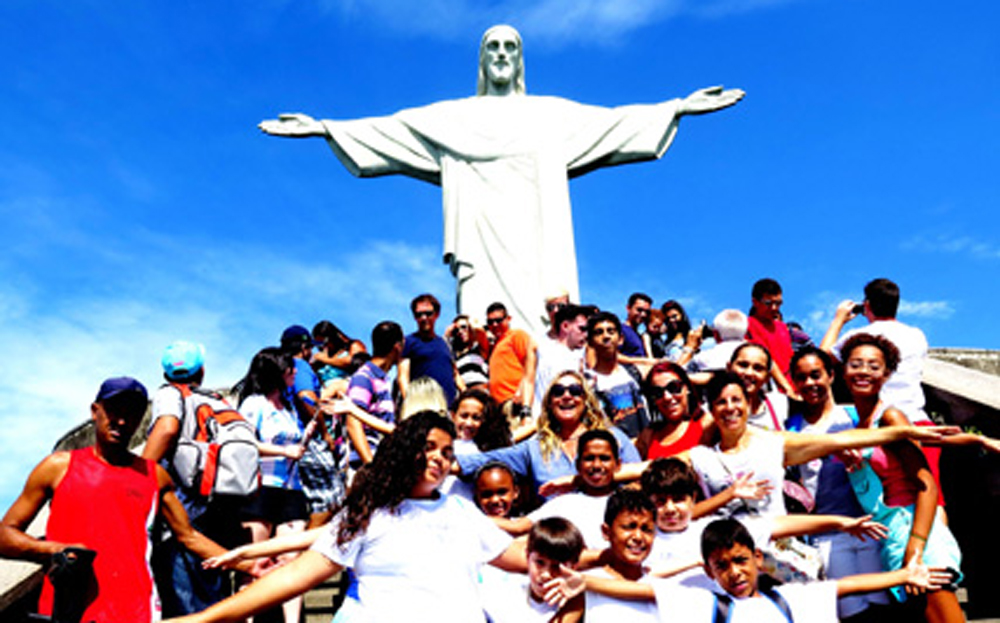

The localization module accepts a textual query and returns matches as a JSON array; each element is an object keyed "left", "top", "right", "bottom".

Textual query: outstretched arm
[
  {"left": 166, "top": 550, "right": 340, "bottom": 623},
  {"left": 203, "top": 527, "right": 328, "bottom": 570},
  {"left": 771, "top": 514, "right": 888, "bottom": 541},
  {"left": 323, "top": 398, "right": 396, "bottom": 436},
  {"left": 156, "top": 468, "right": 254, "bottom": 574},
  {"left": 782, "top": 425, "right": 956, "bottom": 466},
  {"left": 258, "top": 113, "right": 328, "bottom": 138},
  {"left": 678, "top": 86, "right": 745, "bottom": 116},
  {"left": 836, "top": 559, "right": 953, "bottom": 597}
]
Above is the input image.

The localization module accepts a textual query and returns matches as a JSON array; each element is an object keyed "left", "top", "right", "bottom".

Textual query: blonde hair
[
  {"left": 399, "top": 377, "right": 449, "bottom": 421},
  {"left": 536, "top": 370, "right": 610, "bottom": 461}
]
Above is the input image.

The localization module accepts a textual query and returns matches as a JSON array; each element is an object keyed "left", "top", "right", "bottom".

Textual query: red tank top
[
  {"left": 39, "top": 448, "right": 161, "bottom": 622},
  {"left": 647, "top": 420, "right": 704, "bottom": 459}
]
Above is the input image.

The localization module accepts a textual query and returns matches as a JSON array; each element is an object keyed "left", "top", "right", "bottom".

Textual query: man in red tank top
[{"left": 0, "top": 377, "right": 241, "bottom": 622}]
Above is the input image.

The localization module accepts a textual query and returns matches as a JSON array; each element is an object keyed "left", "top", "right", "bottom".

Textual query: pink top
[
  {"left": 867, "top": 445, "right": 919, "bottom": 507},
  {"left": 863, "top": 404, "right": 919, "bottom": 507}
]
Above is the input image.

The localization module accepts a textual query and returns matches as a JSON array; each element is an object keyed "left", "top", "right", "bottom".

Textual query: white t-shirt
[
  {"left": 439, "top": 439, "right": 479, "bottom": 502},
  {"left": 747, "top": 391, "right": 788, "bottom": 432},
  {"left": 689, "top": 431, "right": 787, "bottom": 518},
  {"left": 312, "top": 494, "right": 512, "bottom": 623},
  {"left": 585, "top": 567, "right": 659, "bottom": 623},
  {"left": 479, "top": 566, "right": 559, "bottom": 623},
  {"left": 833, "top": 320, "right": 930, "bottom": 423},
  {"left": 528, "top": 492, "right": 611, "bottom": 549},
  {"left": 150, "top": 384, "right": 184, "bottom": 428},
  {"left": 647, "top": 517, "right": 775, "bottom": 591},
  {"left": 652, "top": 581, "right": 838, "bottom": 623}
]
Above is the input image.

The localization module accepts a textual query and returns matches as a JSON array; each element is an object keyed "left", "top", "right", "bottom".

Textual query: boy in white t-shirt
[
  {"left": 583, "top": 488, "right": 660, "bottom": 623},
  {"left": 480, "top": 517, "right": 585, "bottom": 623},
  {"left": 653, "top": 518, "right": 948, "bottom": 623},
  {"left": 555, "top": 518, "right": 949, "bottom": 623},
  {"left": 640, "top": 458, "right": 891, "bottom": 589},
  {"left": 529, "top": 429, "right": 621, "bottom": 548}
]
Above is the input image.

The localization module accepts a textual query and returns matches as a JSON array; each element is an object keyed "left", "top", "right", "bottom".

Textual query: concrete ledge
[
  {"left": 0, "top": 508, "right": 47, "bottom": 613},
  {"left": 930, "top": 348, "right": 1000, "bottom": 377},
  {"left": 923, "top": 358, "right": 1000, "bottom": 423}
]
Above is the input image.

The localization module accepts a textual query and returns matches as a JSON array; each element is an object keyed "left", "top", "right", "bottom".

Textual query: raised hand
[
  {"left": 730, "top": 471, "right": 772, "bottom": 500},
  {"left": 258, "top": 113, "right": 326, "bottom": 137},
  {"left": 541, "top": 564, "right": 586, "bottom": 607},
  {"left": 680, "top": 86, "right": 745, "bottom": 115}
]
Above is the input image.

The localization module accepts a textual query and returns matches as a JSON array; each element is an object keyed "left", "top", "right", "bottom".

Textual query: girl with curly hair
[
  {"left": 837, "top": 333, "right": 998, "bottom": 622},
  {"left": 169, "top": 411, "right": 524, "bottom": 623}
]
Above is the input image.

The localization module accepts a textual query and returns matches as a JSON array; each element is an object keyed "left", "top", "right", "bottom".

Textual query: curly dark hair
[
  {"left": 336, "top": 411, "right": 456, "bottom": 546},
  {"left": 454, "top": 388, "right": 511, "bottom": 451},
  {"left": 840, "top": 333, "right": 901, "bottom": 374}
]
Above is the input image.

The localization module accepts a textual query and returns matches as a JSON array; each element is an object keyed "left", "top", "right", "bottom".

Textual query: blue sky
[{"left": 1, "top": 0, "right": 997, "bottom": 509}]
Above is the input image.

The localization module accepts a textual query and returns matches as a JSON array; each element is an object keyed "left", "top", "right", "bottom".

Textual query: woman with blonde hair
[
  {"left": 455, "top": 370, "right": 641, "bottom": 499},
  {"left": 398, "top": 376, "right": 449, "bottom": 421}
]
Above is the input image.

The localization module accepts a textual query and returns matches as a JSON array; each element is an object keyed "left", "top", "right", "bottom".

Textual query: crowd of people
[{"left": 2, "top": 277, "right": 998, "bottom": 623}]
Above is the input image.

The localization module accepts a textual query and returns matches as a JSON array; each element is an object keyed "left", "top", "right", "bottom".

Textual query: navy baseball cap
[
  {"left": 281, "top": 325, "right": 319, "bottom": 348},
  {"left": 95, "top": 377, "right": 148, "bottom": 403}
]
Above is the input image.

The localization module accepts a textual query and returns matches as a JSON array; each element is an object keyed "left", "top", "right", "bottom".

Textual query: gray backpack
[{"left": 167, "top": 383, "right": 260, "bottom": 499}]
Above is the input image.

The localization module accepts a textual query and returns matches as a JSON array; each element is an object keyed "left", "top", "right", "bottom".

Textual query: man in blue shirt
[
  {"left": 399, "top": 293, "right": 462, "bottom": 406},
  {"left": 620, "top": 292, "right": 651, "bottom": 358}
]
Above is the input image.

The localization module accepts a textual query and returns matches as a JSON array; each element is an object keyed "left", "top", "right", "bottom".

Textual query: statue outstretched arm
[
  {"left": 258, "top": 113, "right": 328, "bottom": 138},
  {"left": 678, "top": 86, "right": 745, "bottom": 116}
]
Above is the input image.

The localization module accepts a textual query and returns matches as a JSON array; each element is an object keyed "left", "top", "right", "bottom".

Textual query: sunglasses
[
  {"left": 414, "top": 311, "right": 435, "bottom": 319},
  {"left": 648, "top": 380, "right": 686, "bottom": 400},
  {"left": 550, "top": 383, "right": 584, "bottom": 398},
  {"left": 486, "top": 316, "right": 507, "bottom": 326}
]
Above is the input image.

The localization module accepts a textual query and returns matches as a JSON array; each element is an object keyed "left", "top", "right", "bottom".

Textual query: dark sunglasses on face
[
  {"left": 550, "top": 383, "right": 584, "bottom": 398},
  {"left": 414, "top": 311, "right": 435, "bottom": 319},
  {"left": 649, "top": 380, "right": 686, "bottom": 400},
  {"left": 487, "top": 316, "right": 507, "bottom": 326}
]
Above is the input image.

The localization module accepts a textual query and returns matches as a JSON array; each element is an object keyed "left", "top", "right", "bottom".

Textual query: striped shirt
[{"left": 347, "top": 361, "right": 395, "bottom": 463}]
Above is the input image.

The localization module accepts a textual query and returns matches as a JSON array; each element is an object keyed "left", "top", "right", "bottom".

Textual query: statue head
[{"left": 477, "top": 24, "right": 525, "bottom": 96}]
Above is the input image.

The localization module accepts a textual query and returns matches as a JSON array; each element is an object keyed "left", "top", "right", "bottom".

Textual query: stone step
[{"left": 303, "top": 572, "right": 347, "bottom": 623}]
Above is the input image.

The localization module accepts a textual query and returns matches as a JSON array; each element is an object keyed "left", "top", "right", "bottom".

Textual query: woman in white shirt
[
  {"left": 166, "top": 411, "right": 525, "bottom": 623},
  {"left": 233, "top": 347, "right": 307, "bottom": 623}
]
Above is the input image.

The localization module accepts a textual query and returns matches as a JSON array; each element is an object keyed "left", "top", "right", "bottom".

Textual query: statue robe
[{"left": 321, "top": 95, "right": 682, "bottom": 333}]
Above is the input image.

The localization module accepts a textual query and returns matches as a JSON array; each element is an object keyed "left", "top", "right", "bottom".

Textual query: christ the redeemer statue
[{"left": 260, "top": 25, "right": 743, "bottom": 334}]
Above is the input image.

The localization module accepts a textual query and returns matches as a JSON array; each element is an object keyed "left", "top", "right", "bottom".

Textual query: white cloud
[
  {"left": 898, "top": 300, "right": 955, "bottom": 320},
  {"left": 312, "top": 0, "right": 799, "bottom": 44},
  {"left": 900, "top": 233, "right": 1000, "bottom": 261},
  {"left": 0, "top": 228, "right": 452, "bottom": 510}
]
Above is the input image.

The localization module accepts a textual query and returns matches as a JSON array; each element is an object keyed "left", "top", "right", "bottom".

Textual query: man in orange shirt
[{"left": 486, "top": 302, "right": 537, "bottom": 421}]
